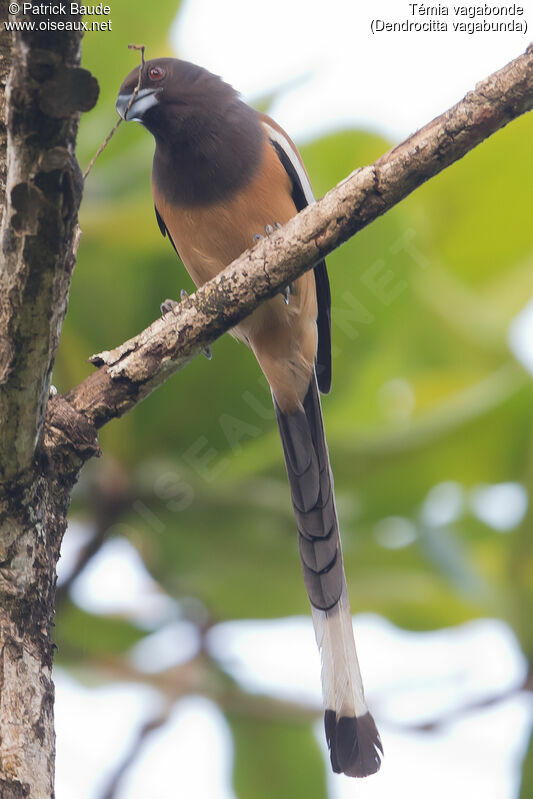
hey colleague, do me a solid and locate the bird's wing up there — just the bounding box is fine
[154,203,181,258]
[261,115,332,394]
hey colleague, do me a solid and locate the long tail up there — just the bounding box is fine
[274,374,382,777]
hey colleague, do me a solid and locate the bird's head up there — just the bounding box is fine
[116,57,263,204]
[116,57,236,138]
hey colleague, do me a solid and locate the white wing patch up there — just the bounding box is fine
[262,122,316,206]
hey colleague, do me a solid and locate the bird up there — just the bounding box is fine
[116,57,382,778]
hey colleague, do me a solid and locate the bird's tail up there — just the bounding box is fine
[274,374,382,777]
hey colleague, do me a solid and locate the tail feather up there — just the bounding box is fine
[274,374,382,778]
[313,589,383,777]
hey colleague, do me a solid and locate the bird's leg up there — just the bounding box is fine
[160,290,212,360]
[253,223,294,304]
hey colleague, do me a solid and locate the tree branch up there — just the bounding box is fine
[99,709,171,799]
[42,44,533,466]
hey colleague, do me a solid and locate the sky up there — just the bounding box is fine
[56,2,533,797]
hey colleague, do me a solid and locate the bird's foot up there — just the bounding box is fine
[282,284,295,305]
[253,222,282,243]
[160,291,212,360]
[253,224,293,303]
[160,298,179,316]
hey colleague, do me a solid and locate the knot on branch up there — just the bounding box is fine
[8,150,83,243]
[38,146,71,173]
[39,67,99,119]
[39,395,100,476]
[10,181,45,235]
[0,777,30,798]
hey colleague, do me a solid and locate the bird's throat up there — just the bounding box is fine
[151,106,264,208]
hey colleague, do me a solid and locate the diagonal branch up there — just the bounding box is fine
[42,45,533,468]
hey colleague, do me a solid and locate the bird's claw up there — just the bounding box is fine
[250,222,288,305]
[160,298,179,316]
[252,224,289,302]
[161,291,212,360]
[282,283,296,305]
[253,222,282,244]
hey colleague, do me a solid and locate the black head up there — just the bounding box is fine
[116,57,238,140]
[116,57,264,206]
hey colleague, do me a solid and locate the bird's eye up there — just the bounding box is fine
[148,66,165,81]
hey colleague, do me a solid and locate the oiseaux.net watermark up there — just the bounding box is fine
[6,3,112,32]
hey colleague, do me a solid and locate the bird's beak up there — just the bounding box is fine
[116,88,160,122]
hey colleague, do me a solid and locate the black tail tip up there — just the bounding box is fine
[324,710,383,778]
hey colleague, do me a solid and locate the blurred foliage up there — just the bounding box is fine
[229,715,327,799]
[57,603,145,661]
[52,7,533,796]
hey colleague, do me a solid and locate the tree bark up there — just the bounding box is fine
[0,10,97,797]
[0,6,10,231]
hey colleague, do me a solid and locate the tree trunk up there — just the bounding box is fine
[0,476,70,798]
[0,10,98,796]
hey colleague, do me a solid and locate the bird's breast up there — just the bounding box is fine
[152,136,297,285]
[152,133,319,410]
